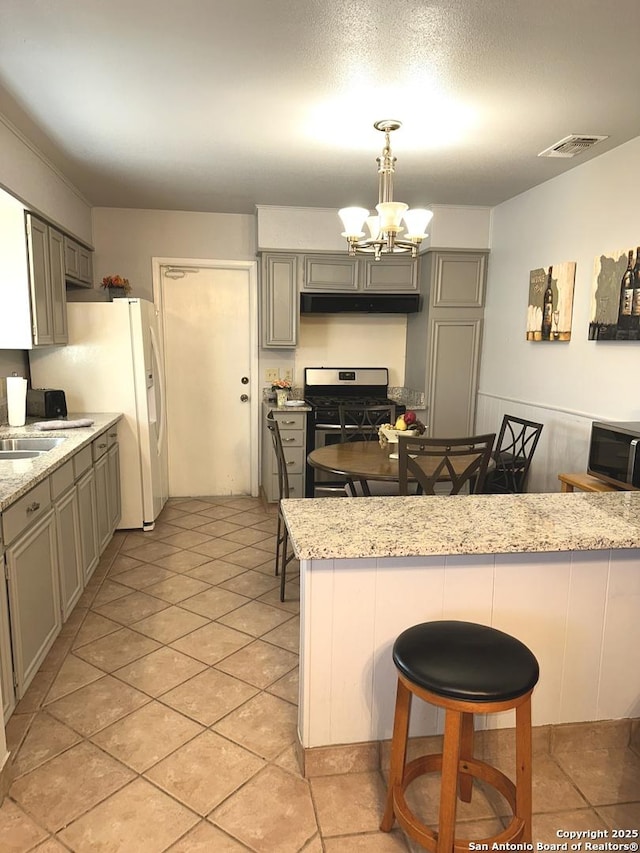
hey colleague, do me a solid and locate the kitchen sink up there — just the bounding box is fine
[0,450,43,459]
[0,437,66,452]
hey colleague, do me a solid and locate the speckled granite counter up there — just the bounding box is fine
[263,400,312,413]
[282,492,640,560]
[0,413,122,510]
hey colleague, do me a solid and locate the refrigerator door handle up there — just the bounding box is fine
[150,324,166,455]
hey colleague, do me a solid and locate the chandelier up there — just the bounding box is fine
[338,120,433,259]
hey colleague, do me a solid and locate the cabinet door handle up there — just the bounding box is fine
[108,432,117,438]
[282,420,296,425]
[286,460,295,466]
[282,437,296,442]
[26,501,40,514]
[98,442,107,449]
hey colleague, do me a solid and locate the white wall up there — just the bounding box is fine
[91,208,256,301]
[0,114,92,243]
[477,135,640,491]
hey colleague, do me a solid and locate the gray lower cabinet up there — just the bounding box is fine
[0,428,121,715]
[77,467,99,583]
[107,443,122,530]
[4,495,61,701]
[0,566,14,722]
[405,250,488,437]
[94,453,111,554]
[261,406,306,502]
[52,461,83,622]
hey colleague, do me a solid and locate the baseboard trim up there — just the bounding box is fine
[297,717,638,778]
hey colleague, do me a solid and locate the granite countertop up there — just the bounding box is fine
[0,413,122,511]
[263,400,312,413]
[281,492,640,560]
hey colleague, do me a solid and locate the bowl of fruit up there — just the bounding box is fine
[379,412,427,458]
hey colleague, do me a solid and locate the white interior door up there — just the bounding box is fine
[161,265,254,496]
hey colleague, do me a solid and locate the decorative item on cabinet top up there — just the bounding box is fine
[101,274,132,300]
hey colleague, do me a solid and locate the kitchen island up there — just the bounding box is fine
[281,492,640,755]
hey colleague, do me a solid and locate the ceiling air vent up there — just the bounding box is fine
[538,134,608,158]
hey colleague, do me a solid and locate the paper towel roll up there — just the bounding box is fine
[7,376,27,427]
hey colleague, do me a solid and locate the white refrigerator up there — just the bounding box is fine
[29,298,169,530]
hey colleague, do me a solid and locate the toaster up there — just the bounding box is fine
[26,388,67,419]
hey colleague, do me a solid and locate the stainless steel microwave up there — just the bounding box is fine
[587,421,640,489]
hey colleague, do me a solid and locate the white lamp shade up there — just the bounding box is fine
[376,201,408,232]
[366,216,381,239]
[402,208,433,239]
[338,207,369,238]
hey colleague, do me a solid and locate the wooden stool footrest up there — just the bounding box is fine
[391,753,525,852]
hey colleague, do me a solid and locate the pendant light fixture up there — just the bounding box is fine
[338,120,433,259]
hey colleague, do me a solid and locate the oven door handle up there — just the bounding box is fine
[314,423,344,431]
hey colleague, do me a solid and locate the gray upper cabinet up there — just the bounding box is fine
[261,253,298,348]
[64,236,93,286]
[26,214,68,346]
[260,249,421,349]
[361,256,418,291]
[301,255,359,291]
[405,249,488,439]
[430,252,486,308]
[300,253,418,292]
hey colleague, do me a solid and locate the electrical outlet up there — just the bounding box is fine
[265,368,279,383]
[283,368,293,384]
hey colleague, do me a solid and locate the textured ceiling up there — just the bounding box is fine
[1,0,639,214]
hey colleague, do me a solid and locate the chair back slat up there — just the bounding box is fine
[398,434,496,496]
[338,404,397,442]
[487,415,544,493]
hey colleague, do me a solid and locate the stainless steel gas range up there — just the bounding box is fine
[303,367,405,497]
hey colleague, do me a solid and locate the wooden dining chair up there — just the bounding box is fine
[338,403,397,496]
[266,411,295,601]
[482,415,544,494]
[397,433,496,496]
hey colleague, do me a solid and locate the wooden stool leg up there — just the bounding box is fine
[515,696,533,843]
[458,712,474,803]
[380,679,412,832]
[438,709,463,853]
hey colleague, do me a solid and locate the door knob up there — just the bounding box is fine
[240,394,249,402]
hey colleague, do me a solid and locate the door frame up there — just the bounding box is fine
[152,257,259,497]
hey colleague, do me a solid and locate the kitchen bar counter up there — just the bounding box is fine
[281,491,640,560]
[282,492,640,753]
[0,413,122,510]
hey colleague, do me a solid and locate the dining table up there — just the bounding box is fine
[307,438,494,494]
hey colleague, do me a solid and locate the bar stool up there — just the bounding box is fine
[381,620,539,853]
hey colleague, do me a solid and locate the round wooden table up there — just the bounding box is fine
[307,440,495,494]
[308,440,406,483]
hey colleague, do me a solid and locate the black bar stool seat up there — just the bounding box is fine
[381,620,540,853]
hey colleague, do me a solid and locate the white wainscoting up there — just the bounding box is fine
[475,392,603,493]
[299,549,640,749]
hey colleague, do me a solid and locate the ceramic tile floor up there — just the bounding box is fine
[0,495,639,852]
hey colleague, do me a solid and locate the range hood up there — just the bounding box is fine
[300,293,420,314]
